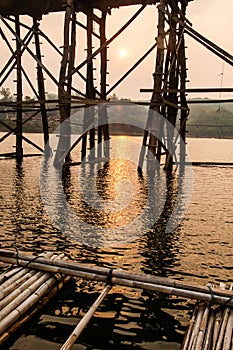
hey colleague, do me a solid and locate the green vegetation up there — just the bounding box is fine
[0,87,233,138]
[0,88,59,133]
[187,102,233,138]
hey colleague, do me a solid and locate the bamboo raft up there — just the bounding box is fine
[0,252,70,346]
[0,249,232,349]
[181,285,233,350]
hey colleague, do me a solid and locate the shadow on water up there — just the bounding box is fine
[9,279,189,350]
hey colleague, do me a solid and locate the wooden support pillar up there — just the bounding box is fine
[164,6,179,171]
[99,11,109,159]
[178,3,189,169]
[139,0,189,174]
[82,9,95,162]
[33,18,49,147]
[55,0,75,166]
[15,16,23,160]
[138,0,166,173]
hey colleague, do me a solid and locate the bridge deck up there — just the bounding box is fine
[0,0,193,16]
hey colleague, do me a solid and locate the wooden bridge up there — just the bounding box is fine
[0,0,232,170]
[0,2,233,347]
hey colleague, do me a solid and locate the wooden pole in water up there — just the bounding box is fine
[60,284,111,350]
[54,0,74,166]
[163,4,179,172]
[15,15,23,160]
[33,18,49,146]
[146,0,166,172]
[82,8,96,162]
[99,11,109,159]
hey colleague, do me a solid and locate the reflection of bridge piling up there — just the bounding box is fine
[0,0,233,168]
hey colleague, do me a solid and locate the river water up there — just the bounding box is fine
[0,134,233,350]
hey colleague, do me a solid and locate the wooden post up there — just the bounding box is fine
[33,18,49,147]
[82,9,96,162]
[178,3,188,170]
[142,0,166,173]
[99,11,109,159]
[15,16,23,160]
[54,0,74,166]
[164,7,178,171]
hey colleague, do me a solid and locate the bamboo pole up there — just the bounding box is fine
[202,310,214,350]
[0,272,52,322]
[0,251,228,297]
[223,309,233,350]
[215,307,231,350]
[181,304,199,350]
[0,267,21,285]
[60,284,111,350]
[0,273,62,335]
[0,254,63,320]
[212,308,223,349]
[0,271,45,310]
[0,268,30,296]
[195,306,209,350]
[0,252,55,301]
[0,269,40,299]
[0,253,67,343]
[188,304,205,350]
[0,251,233,306]
[0,275,70,346]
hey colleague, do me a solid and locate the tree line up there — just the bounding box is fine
[0,88,233,138]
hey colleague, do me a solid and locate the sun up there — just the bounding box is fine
[119,49,127,58]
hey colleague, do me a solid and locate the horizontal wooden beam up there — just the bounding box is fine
[140,88,233,93]
[187,99,233,104]
[0,0,193,16]
[188,124,233,128]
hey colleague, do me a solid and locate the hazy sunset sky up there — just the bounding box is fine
[0,0,232,101]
